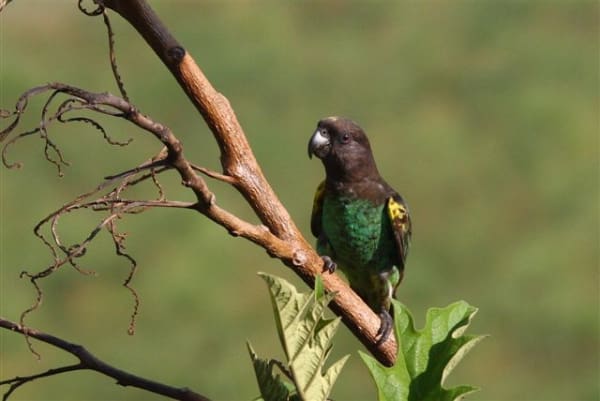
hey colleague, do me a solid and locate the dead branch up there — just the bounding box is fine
[0,317,211,401]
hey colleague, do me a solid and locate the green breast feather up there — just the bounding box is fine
[320,195,396,274]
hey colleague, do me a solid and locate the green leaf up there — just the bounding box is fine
[254,272,349,401]
[314,274,325,300]
[360,300,485,401]
[247,342,291,401]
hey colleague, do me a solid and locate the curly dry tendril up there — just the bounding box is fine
[78,0,130,101]
[78,0,104,16]
[1,87,132,174]
[0,84,195,357]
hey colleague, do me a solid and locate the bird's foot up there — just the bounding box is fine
[375,309,393,346]
[321,256,337,273]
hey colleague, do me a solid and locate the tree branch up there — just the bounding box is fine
[0,317,211,401]
[1,10,396,399]
[96,0,398,365]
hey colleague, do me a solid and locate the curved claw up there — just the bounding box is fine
[321,256,337,273]
[375,309,393,346]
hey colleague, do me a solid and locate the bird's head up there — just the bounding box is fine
[308,116,378,182]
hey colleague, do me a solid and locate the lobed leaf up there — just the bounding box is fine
[252,273,349,401]
[360,300,485,401]
[247,342,291,401]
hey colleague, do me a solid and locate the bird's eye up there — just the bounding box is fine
[341,133,351,143]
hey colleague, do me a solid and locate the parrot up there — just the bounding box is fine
[308,116,412,345]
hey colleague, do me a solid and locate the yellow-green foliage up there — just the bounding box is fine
[248,273,348,401]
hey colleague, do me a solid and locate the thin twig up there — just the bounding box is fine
[1,364,84,401]
[191,163,237,184]
[0,317,211,401]
[102,9,130,101]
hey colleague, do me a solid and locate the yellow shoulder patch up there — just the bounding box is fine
[387,196,412,269]
[387,197,408,224]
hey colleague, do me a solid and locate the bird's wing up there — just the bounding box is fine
[387,194,412,271]
[311,180,326,237]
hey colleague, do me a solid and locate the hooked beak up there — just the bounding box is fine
[308,128,330,159]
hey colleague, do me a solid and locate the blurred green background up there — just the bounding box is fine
[1,1,598,400]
